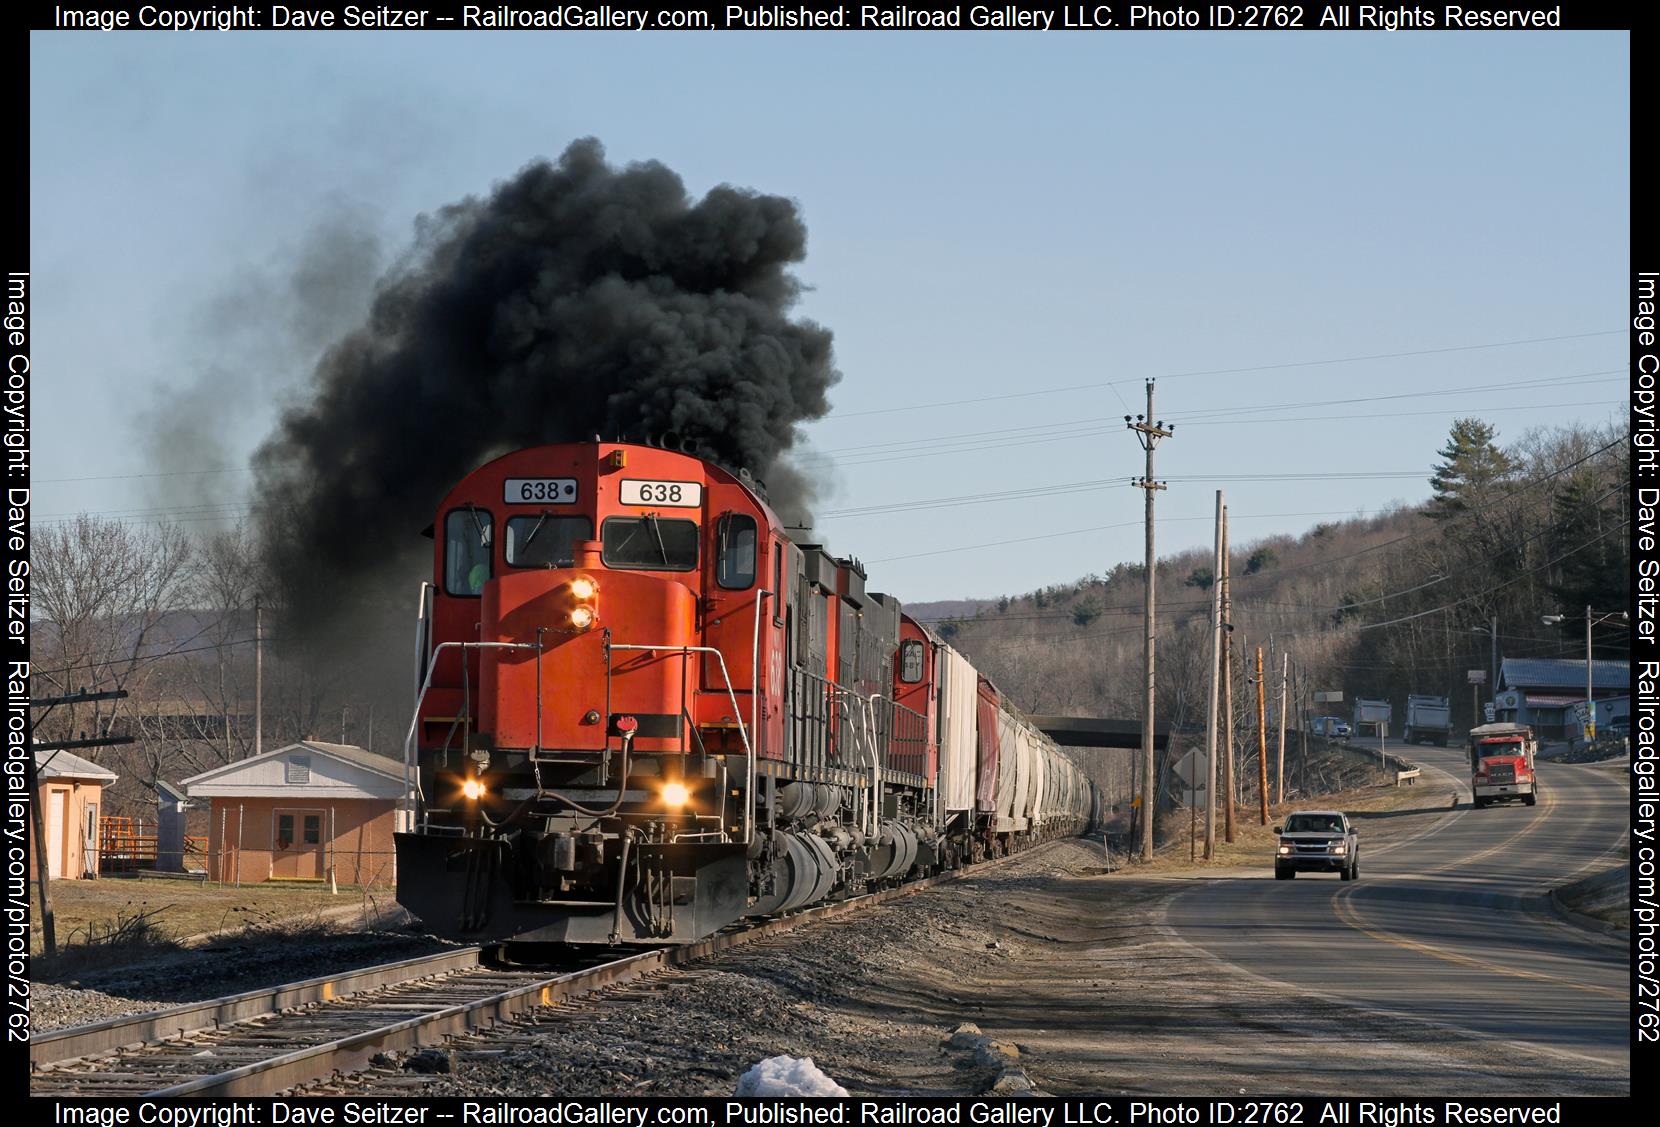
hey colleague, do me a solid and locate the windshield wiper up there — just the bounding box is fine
[645,513,669,564]
[522,510,550,550]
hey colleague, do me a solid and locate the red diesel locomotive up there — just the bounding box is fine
[397,439,1099,946]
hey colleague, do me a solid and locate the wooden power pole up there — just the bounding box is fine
[1203,490,1223,861]
[1127,380,1172,863]
[1276,651,1289,806]
[28,690,133,958]
[254,594,264,760]
[1256,645,1269,825]
[1221,505,1235,843]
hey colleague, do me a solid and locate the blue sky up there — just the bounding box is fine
[30,31,1630,601]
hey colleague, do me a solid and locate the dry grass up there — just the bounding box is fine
[28,878,378,957]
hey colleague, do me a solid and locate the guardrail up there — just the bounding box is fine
[1395,768,1421,786]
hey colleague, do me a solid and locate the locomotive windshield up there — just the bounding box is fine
[444,508,493,596]
[505,514,592,568]
[602,516,699,571]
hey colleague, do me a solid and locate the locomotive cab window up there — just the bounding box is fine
[505,515,592,568]
[601,516,699,571]
[899,639,925,684]
[716,514,758,589]
[444,508,494,597]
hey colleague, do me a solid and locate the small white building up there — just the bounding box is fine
[34,750,118,880]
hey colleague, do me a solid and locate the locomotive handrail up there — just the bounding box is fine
[864,693,888,837]
[606,642,755,845]
[751,590,772,845]
[403,640,543,826]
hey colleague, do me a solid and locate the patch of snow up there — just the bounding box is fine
[734,1055,848,1097]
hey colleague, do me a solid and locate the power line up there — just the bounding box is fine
[823,329,1622,419]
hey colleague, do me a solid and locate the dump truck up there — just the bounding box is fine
[1404,694,1452,747]
[1352,698,1392,738]
[1467,722,1538,808]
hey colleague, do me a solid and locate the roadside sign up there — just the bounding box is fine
[1484,703,1496,723]
[1314,690,1344,703]
[1467,669,1487,684]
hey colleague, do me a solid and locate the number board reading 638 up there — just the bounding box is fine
[504,478,578,504]
[620,479,701,507]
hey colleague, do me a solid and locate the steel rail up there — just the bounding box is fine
[32,842,1062,1098]
[30,946,486,1069]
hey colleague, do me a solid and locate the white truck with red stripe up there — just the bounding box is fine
[1468,722,1539,808]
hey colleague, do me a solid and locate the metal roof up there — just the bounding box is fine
[1499,657,1628,692]
[180,740,404,788]
[290,741,405,779]
[153,779,191,803]
[35,749,118,782]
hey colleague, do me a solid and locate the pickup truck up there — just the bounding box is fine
[1313,716,1351,739]
[1273,810,1359,881]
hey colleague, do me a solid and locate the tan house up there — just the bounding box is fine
[34,750,118,880]
[183,742,407,887]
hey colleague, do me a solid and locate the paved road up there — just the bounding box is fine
[1165,743,1628,1075]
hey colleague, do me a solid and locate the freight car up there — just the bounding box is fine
[396,439,1099,947]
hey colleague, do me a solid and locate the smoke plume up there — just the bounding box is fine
[254,138,839,646]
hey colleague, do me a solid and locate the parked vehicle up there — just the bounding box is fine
[1404,694,1452,747]
[1274,810,1360,880]
[1313,716,1351,739]
[1467,722,1538,808]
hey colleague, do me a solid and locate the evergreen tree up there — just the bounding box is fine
[1548,472,1628,649]
[1427,418,1515,519]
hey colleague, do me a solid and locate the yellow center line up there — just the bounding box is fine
[1419,771,1558,875]
[1331,779,1627,997]
[1329,889,1623,997]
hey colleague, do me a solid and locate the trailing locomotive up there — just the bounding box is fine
[396,440,1100,946]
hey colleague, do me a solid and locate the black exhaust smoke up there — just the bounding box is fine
[253,138,838,648]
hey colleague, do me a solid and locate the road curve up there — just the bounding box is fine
[1164,742,1628,1080]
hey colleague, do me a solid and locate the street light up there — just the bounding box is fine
[1542,606,1628,741]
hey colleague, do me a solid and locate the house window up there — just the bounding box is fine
[286,756,311,784]
[303,814,321,845]
[276,813,295,851]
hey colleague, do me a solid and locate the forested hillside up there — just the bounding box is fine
[921,419,1628,819]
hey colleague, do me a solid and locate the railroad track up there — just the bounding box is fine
[31,844,1061,1098]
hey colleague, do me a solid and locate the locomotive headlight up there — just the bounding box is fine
[662,782,690,808]
[461,778,486,801]
[569,605,596,630]
[570,576,597,601]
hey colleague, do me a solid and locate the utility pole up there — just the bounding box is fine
[1220,505,1235,843]
[1489,614,1498,714]
[1275,651,1289,806]
[1585,605,1594,740]
[28,691,133,957]
[1127,381,1172,863]
[254,595,264,760]
[1204,490,1223,861]
[1256,646,1269,825]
